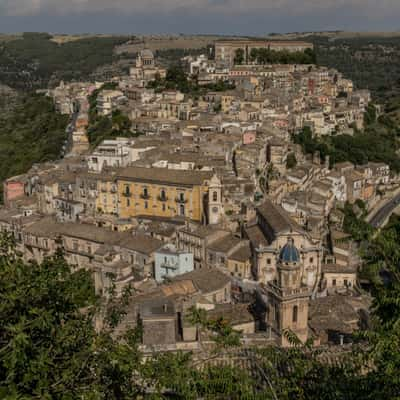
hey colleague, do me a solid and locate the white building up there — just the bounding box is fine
[96,90,125,116]
[154,244,194,282]
[87,139,134,172]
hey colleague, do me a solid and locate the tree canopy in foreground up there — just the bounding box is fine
[1,227,400,399]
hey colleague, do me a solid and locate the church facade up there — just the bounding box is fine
[245,198,323,293]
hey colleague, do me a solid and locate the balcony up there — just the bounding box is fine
[175,197,188,204]
[140,193,151,200]
[122,192,132,198]
[157,195,168,202]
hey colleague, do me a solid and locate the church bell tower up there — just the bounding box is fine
[208,175,223,225]
[265,237,310,347]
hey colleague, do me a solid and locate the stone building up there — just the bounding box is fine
[245,198,323,292]
[265,238,311,347]
[214,40,313,69]
[117,167,218,223]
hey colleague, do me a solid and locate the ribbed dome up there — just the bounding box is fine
[140,49,154,58]
[280,238,300,263]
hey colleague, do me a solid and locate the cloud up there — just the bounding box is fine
[2,0,400,18]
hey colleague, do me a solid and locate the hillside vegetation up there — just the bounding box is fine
[0,94,69,200]
[0,32,130,90]
[294,102,400,171]
[312,35,400,100]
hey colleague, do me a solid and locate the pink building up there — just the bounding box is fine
[243,130,256,145]
[3,179,25,206]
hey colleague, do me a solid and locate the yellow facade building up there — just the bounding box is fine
[117,167,215,222]
[95,172,118,215]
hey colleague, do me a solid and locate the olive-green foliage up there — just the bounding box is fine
[87,85,142,147]
[0,32,130,90]
[147,64,235,95]
[0,234,400,399]
[293,105,400,172]
[286,152,297,169]
[248,47,316,65]
[0,239,142,399]
[312,35,400,100]
[234,48,245,65]
[342,202,374,242]
[360,215,400,398]
[0,93,69,201]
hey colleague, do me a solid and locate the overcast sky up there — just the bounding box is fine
[0,0,400,35]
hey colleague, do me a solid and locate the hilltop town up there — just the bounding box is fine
[2,38,394,353]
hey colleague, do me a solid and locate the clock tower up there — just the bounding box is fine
[208,175,223,225]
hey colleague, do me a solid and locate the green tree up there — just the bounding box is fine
[286,152,297,169]
[234,48,245,65]
[0,246,142,399]
[0,93,69,202]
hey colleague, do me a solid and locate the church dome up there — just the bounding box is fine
[280,238,300,263]
[140,49,154,59]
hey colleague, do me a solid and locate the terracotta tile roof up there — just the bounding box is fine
[117,166,213,186]
[172,268,231,294]
[24,217,163,254]
[257,198,303,235]
[245,224,270,248]
[207,303,254,325]
[207,235,241,254]
[228,242,252,262]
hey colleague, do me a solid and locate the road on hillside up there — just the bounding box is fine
[370,192,400,228]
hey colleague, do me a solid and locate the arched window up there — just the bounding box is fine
[160,189,166,200]
[292,305,298,323]
[212,191,218,202]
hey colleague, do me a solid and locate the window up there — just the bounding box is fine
[235,264,238,273]
[309,257,314,263]
[160,189,166,200]
[145,201,148,209]
[292,305,298,323]
[212,191,218,202]
[267,258,271,265]
[180,204,185,216]
[180,192,185,202]
[127,199,130,207]
[332,279,336,286]
[143,187,148,197]
[162,204,166,212]
[344,279,348,287]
